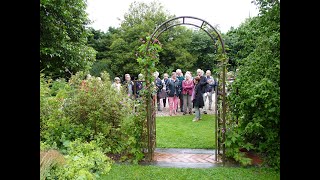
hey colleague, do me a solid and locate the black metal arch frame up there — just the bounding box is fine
[148,16,225,54]
[145,16,227,165]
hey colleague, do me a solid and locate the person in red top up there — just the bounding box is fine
[182,73,194,115]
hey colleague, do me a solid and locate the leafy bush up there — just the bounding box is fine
[47,139,113,180]
[40,74,87,146]
[40,74,61,121]
[117,99,147,163]
[223,1,280,169]
[40,71,148,163]
[63,71,124,131]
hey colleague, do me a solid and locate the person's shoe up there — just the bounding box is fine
[183,112,186,115]
[189,111,192,115]
[203,111,207,114]
[192,118,199,122]
[173,110,177,115]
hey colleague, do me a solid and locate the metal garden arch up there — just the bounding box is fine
[145,16,228,165]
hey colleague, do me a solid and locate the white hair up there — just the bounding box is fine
[153,71,159,77]
[185,73,191,79]
[197,69,204,76]
[176,69,182,73]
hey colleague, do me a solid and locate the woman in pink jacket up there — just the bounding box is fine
[182,73,194,115]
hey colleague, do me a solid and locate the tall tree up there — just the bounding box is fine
[187,30,218,73]
[87,27,119,77]
[40,0,96,79]
[106,0,174,79]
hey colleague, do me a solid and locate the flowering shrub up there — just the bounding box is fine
[40,71,148,166]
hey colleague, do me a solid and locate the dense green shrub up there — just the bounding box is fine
[224,1,280,169]
[40,71,148,163]
[40,74,86,147]
[47,139,113,180]
[117,99,147,163]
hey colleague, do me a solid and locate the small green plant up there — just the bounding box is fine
[52,139,113,180]
[224,124,253,166]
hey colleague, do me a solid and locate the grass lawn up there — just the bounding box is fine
[101,164,280,180]
[156,114,215,149]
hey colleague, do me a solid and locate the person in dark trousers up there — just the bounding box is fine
[162,73,169,108]
[196,69,208,114]
[192,76,204,122]
[154,71,164,111]
[176,69,184,112]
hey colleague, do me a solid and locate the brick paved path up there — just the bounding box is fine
[154,152,219,163]
[154,148,222,165]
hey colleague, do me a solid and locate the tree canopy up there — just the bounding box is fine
[40,0,96,79]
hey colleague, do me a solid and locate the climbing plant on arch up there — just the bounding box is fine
[137,16,229,165]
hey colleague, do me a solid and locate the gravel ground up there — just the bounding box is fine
[156,93,216,117]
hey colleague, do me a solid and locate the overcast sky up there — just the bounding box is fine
[86,0,259,33]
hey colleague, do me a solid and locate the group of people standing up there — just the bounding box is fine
[155,69,217,122]
[111,68,217,122]
[111,73,144,98]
